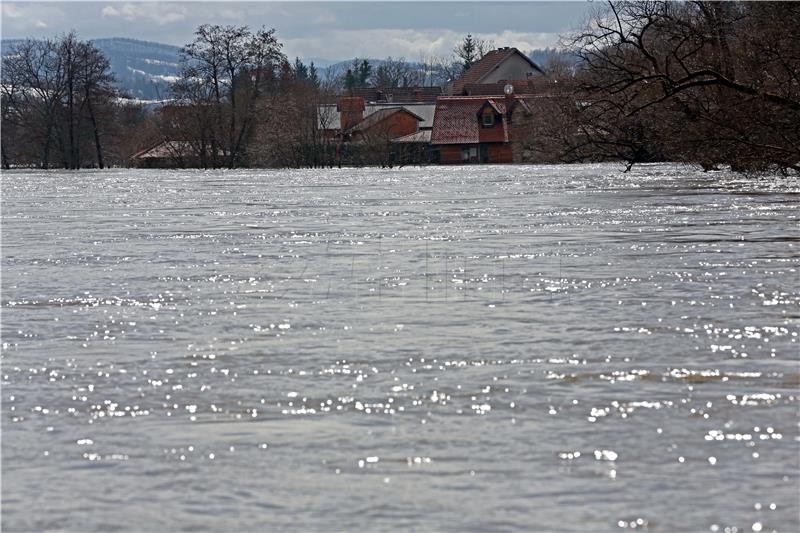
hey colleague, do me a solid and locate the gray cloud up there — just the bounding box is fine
[101,3,188,25]
[282,28,561,61]
[2,1,591,59]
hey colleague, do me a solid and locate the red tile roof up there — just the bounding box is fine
[451,48,543,95]
[431,96,512,145]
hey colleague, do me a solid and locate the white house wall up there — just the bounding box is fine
[482,54,542,83]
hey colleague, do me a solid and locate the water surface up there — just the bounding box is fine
[2,163,798,531]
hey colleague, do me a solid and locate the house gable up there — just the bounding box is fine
[479,51,544,85]
[347,108,422,141]
[451,48,544,95]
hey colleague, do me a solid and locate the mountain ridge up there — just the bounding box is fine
[2,36,574,100]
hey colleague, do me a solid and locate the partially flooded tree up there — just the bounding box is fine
[1,34,118,169]
[176,24,286,168]
[73,37,117,168]
[3,38,67,168]
[569,1,800,172]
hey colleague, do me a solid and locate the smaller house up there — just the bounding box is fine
[317,97,436,141]
[130,141,198,168]
[431,94,517,163]
[130,140,226,168]
[431,91,573,164]
[343,107,425,144]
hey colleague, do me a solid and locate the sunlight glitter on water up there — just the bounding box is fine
[1,164,798,531]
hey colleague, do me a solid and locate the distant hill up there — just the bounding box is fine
[2,37,579,100]
[90,38,182,100]
[1,37,182,100]
[2,37,348,100]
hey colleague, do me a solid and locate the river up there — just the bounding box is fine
[2,163,798,531]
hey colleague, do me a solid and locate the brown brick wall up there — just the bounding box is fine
[486,143,513,163]
[438,146,463,164]
[383,112,419,138]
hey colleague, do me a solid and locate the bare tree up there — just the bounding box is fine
[370,57,423,88]
[568,1,800,172]
[1,49,26,169]
[9,38,68,168]
[76,41,116,168]
[2,34,119,169]
[177,24,286,168]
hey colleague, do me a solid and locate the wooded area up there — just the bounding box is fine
[2,1,798,173]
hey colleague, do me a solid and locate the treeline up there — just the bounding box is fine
[2,2,798,173]
[1,27,345,169]
[0,30,501,170]
[335,34,497,90]
[1,32,146,169]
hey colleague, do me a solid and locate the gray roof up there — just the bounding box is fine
[318,102,436,130]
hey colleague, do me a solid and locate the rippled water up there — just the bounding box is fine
[2,163,798,532]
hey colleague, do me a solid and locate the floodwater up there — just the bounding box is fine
[1,163,798,532]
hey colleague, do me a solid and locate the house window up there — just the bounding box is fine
[482,109,494,127]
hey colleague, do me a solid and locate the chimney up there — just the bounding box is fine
[337,97,365,130]
[413,87,422,102]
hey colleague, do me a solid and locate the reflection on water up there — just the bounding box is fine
[2,163,798,531]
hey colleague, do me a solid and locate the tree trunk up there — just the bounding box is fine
[67,47,77,169]
[1,143,10,170]
[41,118,54,170]
[86,98,105,169]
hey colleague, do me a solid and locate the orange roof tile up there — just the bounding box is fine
[431,96,512,145]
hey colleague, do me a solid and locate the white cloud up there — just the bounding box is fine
[2,3,24,19]
[283,28,561,61]
[1,2,64,33]
[101,5,120,18]
[101,2,186,26]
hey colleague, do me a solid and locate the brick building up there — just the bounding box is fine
[431,94,517,164]
[431,91,571,164]
[317,97,435,143]
[431,47,571,164]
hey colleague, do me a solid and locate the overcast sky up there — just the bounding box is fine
[1,1,592,61]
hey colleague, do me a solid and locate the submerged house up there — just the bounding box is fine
[432,94,517,164]
[129,141,199,168]
[344,107,426,144]
[431,91,570,164]
[130,140,228,168]
[430,47,570,164]
[310,47,565,165]
[317,96,436,149]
